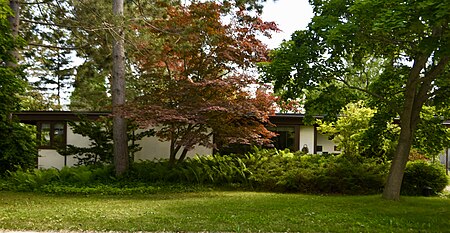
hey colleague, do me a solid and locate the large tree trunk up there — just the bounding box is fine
[382,119,415,200]
[382,67,421,200]
[112,0,128,176]
[382,55,449,200]
[7,0,20,67]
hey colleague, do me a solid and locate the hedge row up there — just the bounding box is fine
[1,149,447,195]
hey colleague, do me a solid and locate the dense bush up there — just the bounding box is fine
[247,150,389,194]
[401,160,448,196]
[127,149,389,194]
[129,154,250,185]
[0,122,38,175]
[1,149,392,195]
[0,166,116,192]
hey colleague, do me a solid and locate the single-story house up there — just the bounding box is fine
[13,111,341,169]
[13,111,450,173]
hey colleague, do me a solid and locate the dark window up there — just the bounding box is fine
[316,145,323,152]
[269,126,296,151]
[37,121,66,149]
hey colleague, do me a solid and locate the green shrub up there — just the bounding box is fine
[0,122,38,175]
[58,165,116,186]
[0,149,390,195]
[1,165,117,192]
[39,184,161,195]
[247,151,388,194]
[128,154,251,186]
[5,168,60,191]
[401,160,448,196]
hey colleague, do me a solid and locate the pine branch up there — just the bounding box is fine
[22,18,79,29]
[27,42,79,50]
[19,0,53,5]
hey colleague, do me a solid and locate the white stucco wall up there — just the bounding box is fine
[38,122,340,169]
[316,133,340,154]
[38,126,92,169]
[299,125,315,153]
[38,125,213,169]
[134,133,212,161]
[38,149,78,169]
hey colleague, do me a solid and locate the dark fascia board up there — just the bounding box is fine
[13,111,320,126]
[21,111,448,128]
[13,111,111,124]
[269,113,324,125]
[270,114,305,125]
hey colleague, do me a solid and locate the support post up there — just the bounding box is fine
[446,148,448,175]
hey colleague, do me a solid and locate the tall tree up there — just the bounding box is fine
[260,0,450,200]
[112,0,128,176]
[6,0,19,67]
[19,0,77,109]
[0,0,37,174]
[69,60,110,111]
[125,0,278,164]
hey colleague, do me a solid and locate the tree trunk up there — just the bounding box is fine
[112,0,128,176]
[383,54,450,200]
[382,55,445,200]
[178,147,189,163]
[382,122,414,200]
[7,0,20,67]
[169,142,181,166]
[169,138,176,166]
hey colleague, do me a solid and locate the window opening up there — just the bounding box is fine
[38,122,66,149]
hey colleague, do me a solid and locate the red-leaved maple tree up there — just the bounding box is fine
[125,0,279,164]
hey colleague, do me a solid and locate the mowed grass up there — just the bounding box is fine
[0,191,449,232]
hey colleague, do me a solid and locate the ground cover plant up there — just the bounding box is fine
[0,191,449,232]
[1,149,447,195]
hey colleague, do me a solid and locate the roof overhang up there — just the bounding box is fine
[13,111,111,124]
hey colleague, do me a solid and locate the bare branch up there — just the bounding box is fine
[420,56,450,84]
[413,56,450,110]
[336,77,403,114]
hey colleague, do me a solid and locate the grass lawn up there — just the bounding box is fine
[0,191,449,232]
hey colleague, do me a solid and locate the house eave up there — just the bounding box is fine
[13,111,111,124]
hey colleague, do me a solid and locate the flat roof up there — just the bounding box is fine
[13,111,111,124]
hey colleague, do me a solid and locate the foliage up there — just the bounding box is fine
[20,1,76,109]
[125,0,278,165]
[259,0,450,200]
[19,85,64,111]
[247,150,388,194]
[2,149,389,195]
[5,146,446,198]
[413,106,450,158]
[0,122,37,175]
[58,117,154,166]
[0,0,37,175]
[1,166,112,192]
[401,160,448,196]
[129,154,251,186]
[317,101,400,160]
[69,61,110,111]
[318,101,374,156]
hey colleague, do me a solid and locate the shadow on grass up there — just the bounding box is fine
[0,191,449,232]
